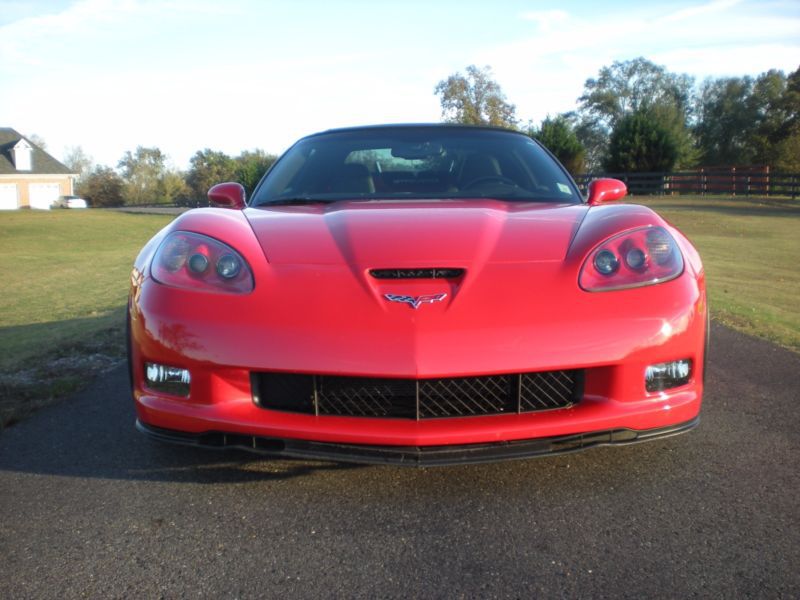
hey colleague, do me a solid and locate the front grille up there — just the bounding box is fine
[253,370,582,419]
[369,268,464,280]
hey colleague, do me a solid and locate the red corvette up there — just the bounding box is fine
[128,124,707,465]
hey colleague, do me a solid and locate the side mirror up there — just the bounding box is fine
[208,182,246,209]
[587,178,627,205]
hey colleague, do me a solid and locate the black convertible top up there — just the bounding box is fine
[311,123,523,138]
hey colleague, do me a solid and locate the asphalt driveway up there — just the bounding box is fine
[0,323,797,598]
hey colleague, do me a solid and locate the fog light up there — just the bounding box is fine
[145,362,190,396]
[645,359,691,392]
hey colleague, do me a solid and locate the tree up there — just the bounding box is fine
[572,116,607,173]
[649,102,699,169]
[751,69,796,167]
[781,65,800,133]
[77,166,125,207]
[434,65,517,128]
[186,149,237,203]
[529,115,586,175]
[773,66,800,171]
[579,57,693,131]
[693,76,757,165]
[577,57,694,169]
[62,146,93,184]
[118,146,169,205]
[773,130,800,171]
[693,66,799,168]
[604,109,679,173]
[235,149,277,196]
[27,133,47,150]
[161,170,192,205]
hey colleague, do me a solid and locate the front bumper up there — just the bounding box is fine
[130,255,707,455]
[137,416,699,466]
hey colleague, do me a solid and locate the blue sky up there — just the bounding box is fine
[1,0,798,169]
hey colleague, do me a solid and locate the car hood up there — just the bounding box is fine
[243,199,588,266]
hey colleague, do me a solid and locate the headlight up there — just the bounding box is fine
[579,226,684,292]
[151,231,254,294]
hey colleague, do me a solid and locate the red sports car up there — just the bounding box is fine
[128,124,707,465]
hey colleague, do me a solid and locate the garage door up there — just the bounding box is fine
[29,183,61,210]
[0,184,18,210]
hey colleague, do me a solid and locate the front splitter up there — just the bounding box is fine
[136,416,699,467]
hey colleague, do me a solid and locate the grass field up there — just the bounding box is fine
[635,196,800,353]
[0,210,173,425]
[0,197,798,427]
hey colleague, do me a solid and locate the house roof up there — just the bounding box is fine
[0,128,73,175]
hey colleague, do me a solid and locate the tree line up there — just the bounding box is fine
[63,146,277,208]
[64,56,798,206]
[435,58,799,175]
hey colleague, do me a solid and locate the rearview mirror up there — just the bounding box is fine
[208,182,246,209]
[587,178,627,205]
[391,142,444,160]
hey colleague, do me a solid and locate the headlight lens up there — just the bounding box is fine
[579,226,684,292]
[593,249,620,275]
[216,254,242,279]
[151,231,254,294]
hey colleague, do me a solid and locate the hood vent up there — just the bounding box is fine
[370,268,464,280]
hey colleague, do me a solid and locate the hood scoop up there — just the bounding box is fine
[369,268,465,280]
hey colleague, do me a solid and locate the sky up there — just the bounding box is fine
[1,0,798,170]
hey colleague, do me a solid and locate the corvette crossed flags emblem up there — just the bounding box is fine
[384,293,447,309]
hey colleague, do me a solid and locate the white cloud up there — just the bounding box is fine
[0,0,244,71]
[519,9,570,31]
[1,0,797,169]
[1,0,446,167]
[660,0,743,23]
[475,1,800,125]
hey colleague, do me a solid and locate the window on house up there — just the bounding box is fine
[13,142,32,171]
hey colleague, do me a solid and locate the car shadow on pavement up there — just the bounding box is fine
[0,422,369,484]
[127,446,368,483]
[0,363,372,483]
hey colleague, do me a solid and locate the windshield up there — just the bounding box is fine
[251,127,581,206]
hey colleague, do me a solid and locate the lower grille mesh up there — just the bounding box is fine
[253,370,582,419]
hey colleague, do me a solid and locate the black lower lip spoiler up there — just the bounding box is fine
[135,417,699,467]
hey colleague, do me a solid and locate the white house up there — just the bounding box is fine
[0,128,76,209]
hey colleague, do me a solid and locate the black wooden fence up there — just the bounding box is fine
[574,170,799,199]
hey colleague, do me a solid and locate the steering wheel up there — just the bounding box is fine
[462,175,518,189]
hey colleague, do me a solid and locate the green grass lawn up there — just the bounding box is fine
[0,197,798,427]
[636,196,800,354]
[0,210,173,425]
[0,209,173,367]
